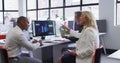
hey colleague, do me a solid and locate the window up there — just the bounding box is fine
[4,12,19,25]
[117,3,120,25]
[27,0,36,9]
[117,0,120,25]
[4,12,19,18]
[50,8,63,35]
[26,0,99,35]
[0,12,3,23]
[65,7,80,21]
[83,0,99,4]
[82,5,99,20]
[27,0,99,21]
[27,11,37,24]
[4,0,18,10]
[0,0,2,10]
[3,0,19,24]
[0,0,2,23]
[65,0,80,6]
[38,10,49,20]
[38,0,49,8]
[0,0,19,24]
[51,0,63,7]
[50,8,63,20]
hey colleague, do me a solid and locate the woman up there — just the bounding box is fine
[58,11,100,63]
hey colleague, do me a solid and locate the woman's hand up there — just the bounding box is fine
[67,49,77,56]
[61,25,70,33]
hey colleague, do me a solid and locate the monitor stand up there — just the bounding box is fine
[41,36,46,40]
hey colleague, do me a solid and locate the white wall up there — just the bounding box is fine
[99,0,120,49]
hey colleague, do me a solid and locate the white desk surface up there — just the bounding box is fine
[108,49,120,59]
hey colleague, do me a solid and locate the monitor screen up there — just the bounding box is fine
[74,22,83,32]
[32,20,56,37]
[68,20,83,32]
[96,20,107,33]
[68,21,74,30]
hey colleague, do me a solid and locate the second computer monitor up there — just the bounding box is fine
[68,21,83,32]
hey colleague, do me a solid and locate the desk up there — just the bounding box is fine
[32,37,72,63]
[108,49,120,59]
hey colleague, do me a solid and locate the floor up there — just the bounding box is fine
[101,54,120,63]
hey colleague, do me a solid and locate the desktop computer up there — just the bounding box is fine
[32,20,56,40]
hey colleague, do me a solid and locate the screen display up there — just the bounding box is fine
[32,20,55,37]
[68,21,74,30]
[74,22,83,32]
[68,20,83,32]
[96,20,107,33]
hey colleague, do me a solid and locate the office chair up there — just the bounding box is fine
[93,45,103,63]
[0,46,9,63]
[0,35,6,39]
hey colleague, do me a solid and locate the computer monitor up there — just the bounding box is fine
[74,22,83,32]
[32,20,56,40]
[96,19,107,33]
[68,20,83,32]
[68,21,74,30]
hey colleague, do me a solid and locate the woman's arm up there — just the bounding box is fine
[61,25,81,38]
[69,30,81,38]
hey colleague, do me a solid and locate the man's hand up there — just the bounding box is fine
[32,39,43,46]
[38,40,43,46]
[32,39,38,43]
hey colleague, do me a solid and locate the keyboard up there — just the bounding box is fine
[42,40,53,43]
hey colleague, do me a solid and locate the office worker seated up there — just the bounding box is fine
[4,16,43,63]
[58,11,100,63]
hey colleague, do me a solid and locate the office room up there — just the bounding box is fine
[0,0,120,63]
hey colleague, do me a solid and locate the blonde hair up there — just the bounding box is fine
[82,11,98,30]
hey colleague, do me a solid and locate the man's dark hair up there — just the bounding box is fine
[17,16,26,25]
[75,11,82,18]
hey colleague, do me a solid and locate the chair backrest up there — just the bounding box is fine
[0,35,6,39]
[0,46,9,63]
[93,45,103,63]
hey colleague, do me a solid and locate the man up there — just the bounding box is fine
[4,16,42,63]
